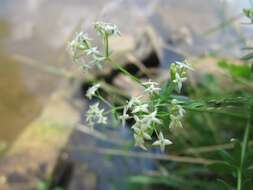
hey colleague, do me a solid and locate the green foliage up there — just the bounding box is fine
[243,8,253,23]
[66,13,253,189]
[216,179,232,190]
[36,180,63,190]
[127,174,220,190]
[218,59,252,79]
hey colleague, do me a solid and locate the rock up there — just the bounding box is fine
[113,74,143,97]
[0,83,81,190]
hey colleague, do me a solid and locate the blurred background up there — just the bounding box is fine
[0,0,252,190]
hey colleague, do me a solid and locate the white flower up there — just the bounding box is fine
[171,99,186,117]
[68,32,91,57]
[132,116,148,132]
[94,21,120,36]
[142,80,161,94]
[177,106,185,117]
[152,132,172,152]
[169,114,183,128]
[119,106,130,127]
[85,47,99,55]
[143,110,162,126]
[173,73,187,93]
[132,126,152,141]
[86,83,100,99]
[175,61,193,71]
[133,115,147,127]
[171,99,180,105]
[76,32,91,42]
[137,130,152,140]
[142,80,159,86]
[126,96,142,109]
[132,104,149,113]
[86,103,107,127]
[134,134,147,151]
[89,55,106,70]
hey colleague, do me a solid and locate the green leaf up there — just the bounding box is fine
[241,47,253,51]
[218,59,252,79]
[245,149,253,168]
[127,175,218,190]
[242,178,253,190]
[231,139,242,167]
[36,181,48,190]
[208,162,236,174]
[245,167,253,177]
[127,175,183,189]
[217,179,232,190]
[242,52,253,61]
[218,150,234,164]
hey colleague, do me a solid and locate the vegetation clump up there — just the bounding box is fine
[68,15,253,189]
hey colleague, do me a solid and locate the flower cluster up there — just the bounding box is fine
[86,103,107,128]
[94,21,120,37]
[123,93,162,150]
[86,83,101,99]
[243,8,253,23]
[68,22,194,152]
[67,22,120,70]
[85,84,108,128]
[118,61,192,151]
[170,61,193,93]
[68,32,91,58]
[83,60,192,152]
[142,80,161,94]
[169,99,186,129]
[117,74,190,151]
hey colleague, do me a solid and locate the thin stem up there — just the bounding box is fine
[111,61,142,84]
[185,107,248,119]
[185,141,253,154]
[71,146,219,165]
[237,102,252,190]
[154,128,159,138]
[241,121,250,169]
[104,34,109,58]
[237,168,242,190]
[95,93,112,108]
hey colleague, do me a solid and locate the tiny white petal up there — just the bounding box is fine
[175,61,193,70]
[152,132,172,152]
[86,83,100,99]
[127,96,142,109]
[132,104,149,113]
[142,80,161,94]
[164,139,173,145]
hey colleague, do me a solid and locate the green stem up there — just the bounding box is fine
[237,168,242,190]
[95,93,112,108]
[104,34,109,58]
[112,62,142,84]
[102,35,141,84]
[185,107,248,119]
[237,102,252,190]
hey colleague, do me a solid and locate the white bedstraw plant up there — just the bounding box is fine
[68,21,193,152]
